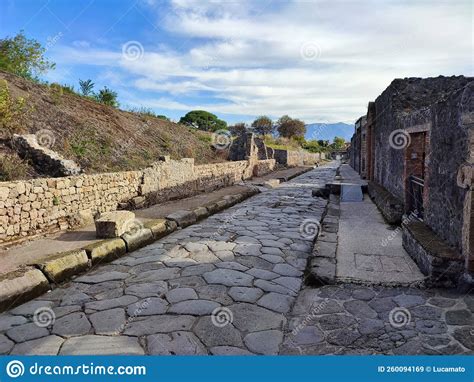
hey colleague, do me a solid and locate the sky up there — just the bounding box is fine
[1,0,472,125]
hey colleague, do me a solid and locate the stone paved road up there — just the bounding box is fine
[1,162,472,355]
[0,163,337,355]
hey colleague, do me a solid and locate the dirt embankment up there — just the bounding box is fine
[0,70,225,179]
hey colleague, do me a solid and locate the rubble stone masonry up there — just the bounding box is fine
[0,157,276,244]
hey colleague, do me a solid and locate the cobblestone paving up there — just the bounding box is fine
[1,162,472,355]
[282,285,474,355]
[0,164,337,355]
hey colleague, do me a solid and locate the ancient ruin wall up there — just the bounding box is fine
[0,157,275,243]
[424,84,473,252]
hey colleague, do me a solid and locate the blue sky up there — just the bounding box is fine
[1,0,472,125]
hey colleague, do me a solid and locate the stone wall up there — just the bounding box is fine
[273,149,321,167]
[0,157,275,244]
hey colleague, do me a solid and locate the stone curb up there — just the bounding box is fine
[0,188,260,313]
[305,193,340,286]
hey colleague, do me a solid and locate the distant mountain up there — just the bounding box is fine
[305,122,354,142]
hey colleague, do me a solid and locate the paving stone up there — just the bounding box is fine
[60,291,92,306]
[52,312,91,337]
[326,328,361,346]
[6,322,49,342]
[60,335,144,355]
[344,300,377,319]
[393,294,426,308]
[0,333,14,354]
[168,276,206,289]
[358,318,385,335]
[290,326,325,345]
[166,288,198,303]
[254,279,297,296]
[234,244,262,256]
[210,346,253,355]
[230,303,286,332]
[207,242,236,252]
[125,282,168,298]
[216,262,248,271]
[89,308,126,335]
[228,287,264,303]
[213,250,235,261]
[244,330,283,354]
[184,242,208,252]
[168,300,220,315]
[261,247,284,257]
[272,277,302,292]
[195,285,233,305]
[415,320,448,335]
[246,268,279,280]
[352,288,376,301]
[127,297,169,316]
[10,335,64,355]
[75,271,129,284]
[203,269,254,287]
[368,297,397,313]
[10,300,55,316]
[85,295,138,311]
[129,268,180,283]
[318,314,357,331]
[147,331,207,355]
[445,310,473,325]
[427,297,457,308]
[411,305,443,320]
[193,316,243,347]
[0,314,28,331]
[181,264,215,276]
[257,293,294,313]
[124,315,196,336]
[453,327,474,350]
[261,254,284,264]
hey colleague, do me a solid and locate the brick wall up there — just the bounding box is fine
[0,157,276,244]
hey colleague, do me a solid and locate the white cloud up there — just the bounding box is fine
[51,0,472,123]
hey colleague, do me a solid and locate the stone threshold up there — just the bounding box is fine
[0,189,257,313]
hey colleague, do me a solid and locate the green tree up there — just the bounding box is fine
[96,86,118,107]
[251,115,273,136]
[276,115,306,139]
[0,31,55,79]
[79,79,94,96]
[179,110,227,132]
[229,122,247,136]
[303,139,322,153]
[332,136,346,150]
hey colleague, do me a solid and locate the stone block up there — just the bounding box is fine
[95,211,136,238]
[35,250,89,283]
[132,196,146,209]
[83,238,127,265]
[121,228,154,252]
[193,207,209,220]
[263,179,280,188]
[143,219,177,239]
[0,267,50,312]
[166,210,197,228]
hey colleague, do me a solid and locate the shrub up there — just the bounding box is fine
[0,79,29,137]
[78,79,94,96]
[0,31,55,79]
[251,116,273,136]
[0,154,29,181]
[96,86,118,107]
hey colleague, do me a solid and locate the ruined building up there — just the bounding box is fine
[350,76,473,287]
